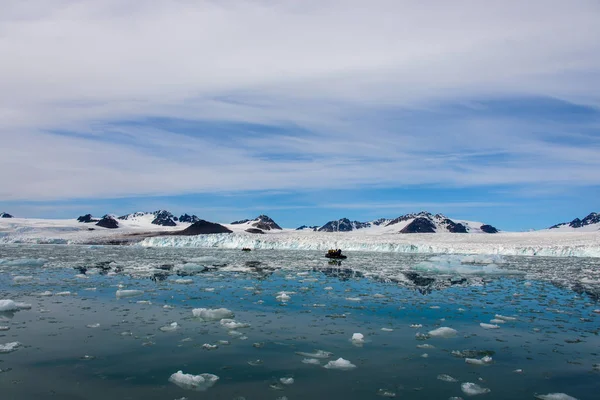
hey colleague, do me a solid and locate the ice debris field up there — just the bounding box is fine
[0,244,599,399]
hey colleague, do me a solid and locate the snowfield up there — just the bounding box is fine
[1,217,599,257]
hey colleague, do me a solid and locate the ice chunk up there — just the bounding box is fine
[324,286,333,290]
[0,342,21,353]
[480,323,500,329]
[301,358,321,365]
[175,279,193,284]
[37,291,53,296]
[219,319,250,329]
[276,292,291,302]
[417,344,435,349]
[428,327,457,338]
[346,297,361,301]
[0,326,9,331]
[296,350,333,359]
[465,356,493,365]
[86,323,100,328]
[460,382,491,396]
[202,344,218,350]
[410,324,423,328]
[494,314,517,321]
[437,374,458,382]
[323,357,357,370]
[160,322,179,332]
[192,308,234,321]
[489,319,505,324]
[169,370,219,391]
[280,377,294,385]
[461,382,490,396]
[116,289,143,298]
[0,300,31,312]
[534,394,578,400]
[376,389,397,397]
[56,291,72,296]
[13,276,33,283]
[351,333,365,344]
[381,328,394,332]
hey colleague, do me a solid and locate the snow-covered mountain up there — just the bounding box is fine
[549,212,600,231]
[314,212,497,234]
[230,215,282,232]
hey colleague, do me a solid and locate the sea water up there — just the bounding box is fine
[0,244,599,399]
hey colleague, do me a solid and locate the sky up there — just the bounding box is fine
[1,0,599,231]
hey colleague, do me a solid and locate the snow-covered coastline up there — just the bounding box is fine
[1,216,599,258]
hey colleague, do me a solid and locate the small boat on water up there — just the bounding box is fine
[242,248,252,252]
[325,249,347,259]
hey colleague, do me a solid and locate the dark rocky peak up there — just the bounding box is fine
[480,224,498,233]
[231,219,250,225]
[441,218,468,233]
[95,215,119,229]
[118,211,148,220]
[296,225,319,231]
[550,212,600,229]
[318,218,370,232]
[399,217,436,233]
[175,220,232,235]
[370,218,390,226]
[386,211,434,227]
[0,212,14,218]
[77,214,99,223]
[151,210,177,227]
[252,215,282,230]
[179,214,200,223]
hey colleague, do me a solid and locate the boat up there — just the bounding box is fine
[241,248,252,252]
[325,249,347,259]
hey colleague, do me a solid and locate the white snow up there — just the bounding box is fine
[2,216,599,258]
[168,370,219,391]
[428,327,458,338]
[323,357,357,370]
[192,308,234,321]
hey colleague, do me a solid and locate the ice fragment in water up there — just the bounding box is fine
[160,322,179,332]
[192,308,234,321]
[219,319,250,329]
[56,291,72,296]
[115,290,143,298]
[86,323,100,328]
[465,356,493,365]
[480,323,500,329]
[0,342,21,353]
[13,276,33,283]
[296,350,332,359]
[437,374,458,382]
[0,300,31,312]
[202,344,218,350]
[489,319,505,324]
[169,371,219,391]
[377,389,397,397]
[428,327,457,338]
[534,394,578,400]
[494,314,516,321]
[175,279,193,284]
[417,344,435,349]
[302,358,321,365]
[461,382,491,396]
[323,358,357,370]
[0,326,9,331]
[279,377,294,385]
[276,292,291,301]
[351,333,365,344]
[381,328,394,332]
[410,324,423,328]
[37,291,53,296]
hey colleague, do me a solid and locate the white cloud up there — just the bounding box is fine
[1,0,599,201]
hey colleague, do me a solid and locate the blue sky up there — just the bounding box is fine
[1,1,599,231]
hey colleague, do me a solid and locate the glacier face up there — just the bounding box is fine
[138,232,600,258]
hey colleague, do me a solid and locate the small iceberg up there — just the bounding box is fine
[169,370,219,391]
[116,290,144,298]
[280,377,294,385]
[465,355,493,365]
[428,327,457,338]
[480,323,500,329]
[461,382,491,396]
[296,350,333,359]
[302,358,321,365]
[0,300,32,312]
[0,342,21,353]
[219,319,250,329]
[160,322,179,332]
[535,394,578,400]
[437,374,458,382]
[351,333,365,345]
[192,308,234,321]
[323,357,356,370]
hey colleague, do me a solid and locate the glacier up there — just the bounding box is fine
[138,232,600,258]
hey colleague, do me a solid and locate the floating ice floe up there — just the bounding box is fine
[276,292,291,302]
[465,356,493,365]
[160,322,179,332]
[494,314,517,321]
[0,342,21,353]
[296,350,333,359]
[169,371,219,391]
[410,324,423,328]
[202,344,218,350]
[417,344,435,349]
[351,333,365,345]
[192,307,233,321]
[324,357,356,370]
[324,286,333,290]
[480,323,500,329]
[461,382,491,396]
[280,377,294,385]
[437,374,458,382]
[86,323,100,328]
[75,274,88,279]
[219,319,250,329]
[37,291,53,296]
[116,289,144,298]
[0,326,9,331]
[489,319,505,324]
[302,358,321,365]
[346,297,361,301]
[56,291,72,296]
[428,327,457,338]
[175,279,193,284]
[534,394,578,400]
[381,328,394,332]
[12,275,33,283]
[376,389,397,397]
[0,300,32,312]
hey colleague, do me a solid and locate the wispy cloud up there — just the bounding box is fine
[1,0,599,203]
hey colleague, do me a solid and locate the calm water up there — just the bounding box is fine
[1,244,599,399]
